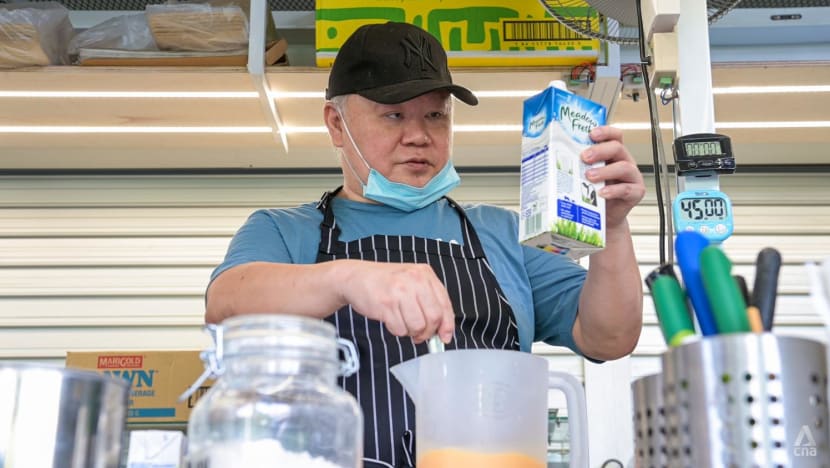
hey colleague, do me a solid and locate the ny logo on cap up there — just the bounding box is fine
[401,33,437,72]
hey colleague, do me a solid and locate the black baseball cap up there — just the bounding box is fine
[325,22,478,106]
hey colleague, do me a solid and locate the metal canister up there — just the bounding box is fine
[661,333,829,467]
[632,373,668,468]
[0,363,129,468]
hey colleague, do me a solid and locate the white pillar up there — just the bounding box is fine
[675,1,720,193]
[676,0,716,135]
[584,356,634,467]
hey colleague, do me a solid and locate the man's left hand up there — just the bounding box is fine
[582,125,646,230]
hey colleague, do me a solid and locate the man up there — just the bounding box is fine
[207,21,644,468]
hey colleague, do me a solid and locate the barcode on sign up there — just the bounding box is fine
[525,213,543,235]
[503,20,592,42]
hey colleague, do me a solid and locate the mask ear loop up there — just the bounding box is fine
[337,146,367,189]
[335,107,373,187]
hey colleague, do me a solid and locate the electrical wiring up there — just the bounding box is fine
[660,86,678,106]
[620,64,644,102]
[570,62,596,85]
[620,63,641,78]
[635,0,672,266]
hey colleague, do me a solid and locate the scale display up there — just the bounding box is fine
[673,189,734,243]
[673,133,735,176]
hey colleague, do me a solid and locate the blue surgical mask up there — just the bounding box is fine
[337,110,460,212]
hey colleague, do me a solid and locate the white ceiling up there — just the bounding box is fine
[1,62,828,171]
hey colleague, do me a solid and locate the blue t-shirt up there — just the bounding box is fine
[211,197,588,355]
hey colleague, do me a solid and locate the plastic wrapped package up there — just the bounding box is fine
[70,0,287,66]
[0,1,73,68]
[146,2,249,52]
[68,13,158,60]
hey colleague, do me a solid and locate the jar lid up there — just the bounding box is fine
[221,314,338,363]
[178,315,359,402]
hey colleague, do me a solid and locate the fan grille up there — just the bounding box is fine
[540,0,747,45]
[738,0,830,6]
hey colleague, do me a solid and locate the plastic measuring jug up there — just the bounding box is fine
[390,349,588,468]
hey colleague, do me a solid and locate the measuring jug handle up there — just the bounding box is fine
[548,371,589,468]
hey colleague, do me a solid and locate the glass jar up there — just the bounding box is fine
[185,314,362,468]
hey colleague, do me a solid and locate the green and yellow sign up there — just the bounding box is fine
[316,0,600,67]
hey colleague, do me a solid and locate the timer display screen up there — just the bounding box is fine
[678,197,727,221]
[684,140,723,157]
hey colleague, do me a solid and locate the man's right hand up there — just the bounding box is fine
[336,260,455,344]
[206,260,456,344]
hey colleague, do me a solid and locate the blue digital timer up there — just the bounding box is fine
[673,189,734,243]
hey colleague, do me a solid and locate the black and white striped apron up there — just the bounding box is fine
[315,187,520,468]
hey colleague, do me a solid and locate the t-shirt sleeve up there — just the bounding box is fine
[523,245,597,359]
[209,209,293,284]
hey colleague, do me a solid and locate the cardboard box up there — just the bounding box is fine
[518,82,607,259]
[65,350,213,426]
[315,0,600,67]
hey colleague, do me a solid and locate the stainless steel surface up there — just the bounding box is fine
[660,333,829,468]
[0,363,129,468]
[632,373,667,468]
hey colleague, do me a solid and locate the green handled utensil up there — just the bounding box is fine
[700,246,751,334]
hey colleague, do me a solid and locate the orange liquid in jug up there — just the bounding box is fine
[418,448,545,468]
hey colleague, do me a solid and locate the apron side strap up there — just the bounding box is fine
[399,429,416,468]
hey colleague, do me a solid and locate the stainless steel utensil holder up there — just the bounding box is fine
[633,333,829,468]
[633,372,668,468]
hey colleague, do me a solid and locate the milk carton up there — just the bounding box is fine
[519,82,607,258]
